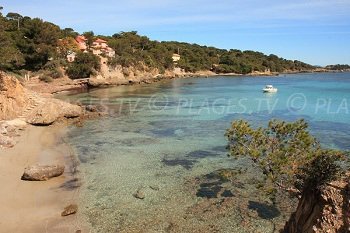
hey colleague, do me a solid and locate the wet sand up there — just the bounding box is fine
[0,124,86,233]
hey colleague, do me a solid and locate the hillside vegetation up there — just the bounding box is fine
[0,7,317,78]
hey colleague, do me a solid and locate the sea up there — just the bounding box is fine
[59,72,350,232]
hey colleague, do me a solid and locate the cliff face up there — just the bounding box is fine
[88,57,160,87]
[283,178,350,233]
[0,72,31,120]
[0,71,83,124]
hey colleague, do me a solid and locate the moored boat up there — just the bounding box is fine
[262,85,278,93]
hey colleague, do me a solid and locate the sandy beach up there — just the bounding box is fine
[0,124,86,233]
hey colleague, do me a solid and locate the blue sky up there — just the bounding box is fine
[2,0,350,65]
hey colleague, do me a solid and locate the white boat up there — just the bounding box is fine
[262,85,278,93]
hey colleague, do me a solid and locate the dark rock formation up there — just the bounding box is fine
[21,165,65,181]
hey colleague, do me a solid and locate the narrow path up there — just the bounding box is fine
[18,91,45,121]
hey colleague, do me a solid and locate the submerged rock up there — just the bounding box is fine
[248,201,280,220]
[85,105,98,112]
[61,204,78,216]
[133,189,145,199]
[85,104,107,113]
[21,165,65,181]
[149,185,160,191]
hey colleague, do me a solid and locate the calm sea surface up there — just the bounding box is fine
[61,73,350,232]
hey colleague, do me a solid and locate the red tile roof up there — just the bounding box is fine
[76,35,87,43]
[94,38,107,43]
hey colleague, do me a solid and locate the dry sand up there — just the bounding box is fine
[0,124,87,233]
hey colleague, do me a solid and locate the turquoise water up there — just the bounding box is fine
[62,73,350,232]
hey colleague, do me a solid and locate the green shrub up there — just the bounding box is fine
[226,119,347,196]
[49,68,64,79]
[107,57,118,69]
[39,74,53,83]
[66,52,100,79]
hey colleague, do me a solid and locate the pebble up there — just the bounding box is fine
[133,189,145,199]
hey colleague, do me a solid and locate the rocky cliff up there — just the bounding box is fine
[0,72,32,120]
[0,72,83,125]
[283,176,350,233]
[88,58,161,87]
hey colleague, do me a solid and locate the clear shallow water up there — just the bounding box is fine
[62,73,350,232]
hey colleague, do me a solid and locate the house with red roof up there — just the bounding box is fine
[92,38,108,49]
[91,38,115,58]
[75,35,88,51]
[65,36,115,62]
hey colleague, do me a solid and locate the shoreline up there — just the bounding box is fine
[0,124,87,233]
[46,69,350,95]
[1,70,349,232]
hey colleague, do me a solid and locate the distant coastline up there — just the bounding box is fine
[1,10,348,92]
[20,68,350,95]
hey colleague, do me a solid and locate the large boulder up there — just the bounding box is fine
[56,100,82,118]
[26,102,60,125]
[21,165,65,181]
[26,99,83,125]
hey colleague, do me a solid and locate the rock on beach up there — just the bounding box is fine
[21,165,65,181]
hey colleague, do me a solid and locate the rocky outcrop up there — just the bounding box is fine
[283,177,350,233]
[26,99,83,125]
[0,72,31,120]
[88,76,129,87]
[89,60,161,87]
[21,165,65,181]
[0,71,84,126]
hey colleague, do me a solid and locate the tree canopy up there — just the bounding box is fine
[325,64,350,71]
[0,7,317,76]
[66,52,101,79]
[226,119,347,196]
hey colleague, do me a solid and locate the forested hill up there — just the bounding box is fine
[0,7,315,77]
